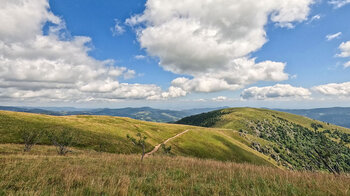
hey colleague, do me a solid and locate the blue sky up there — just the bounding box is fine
[0,0,350,109]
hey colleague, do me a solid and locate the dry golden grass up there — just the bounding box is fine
[0,144,349,196]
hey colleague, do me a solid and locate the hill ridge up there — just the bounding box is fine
[0,110,275,167]
[176,107,350,172]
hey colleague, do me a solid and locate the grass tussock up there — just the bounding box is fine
[0,144,349,196]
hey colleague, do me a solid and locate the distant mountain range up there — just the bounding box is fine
[277,107,350,128]
[0,106,227,123]
[1,106,350,127]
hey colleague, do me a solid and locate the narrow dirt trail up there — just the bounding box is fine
[144,129,190,157]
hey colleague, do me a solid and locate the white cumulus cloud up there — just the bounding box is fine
[127,0,314,95]
[212,96,228,102]
[336,41,350,68]
[337,41,350,57]
[241,84,312,100]
[313,82,350,96]
[344,61,350,68]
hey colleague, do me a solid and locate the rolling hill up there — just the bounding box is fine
[0,110,275,166]
[177,108,350,173]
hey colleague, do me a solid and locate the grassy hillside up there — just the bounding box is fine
[0,110,274,166]
[1,144,349,196]
[157,128,276,165]
[177,108,350,173]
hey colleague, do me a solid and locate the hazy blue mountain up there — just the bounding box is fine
[68,107,186,122]
[35,107,90,112]
[67,107,228,122]
[2,106,349,125]
[277,107,350,128]
[181,107,228,115]
[0,106,62,116]
[0,106,225,122]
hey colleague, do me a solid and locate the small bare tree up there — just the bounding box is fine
[127,132,147,162]
[19,128,42,152]
[48,128,74,155]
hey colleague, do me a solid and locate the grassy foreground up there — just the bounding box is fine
[0,144,349,196]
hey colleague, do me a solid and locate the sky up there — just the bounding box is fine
[0,0,350,109]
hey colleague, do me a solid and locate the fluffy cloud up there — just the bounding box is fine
[344,61,350,68]
[329,0,350,8]
[326,32,342,41]
[169,58,288,93]
[336,41,350,68]
[241,84,312,100]
[313,82,350,96]
[111,19,125,36]
[212,96,228,102]
[337,41,350,57]
[0,0,61,42]
[127,0,314,94]
[0,0,174,103]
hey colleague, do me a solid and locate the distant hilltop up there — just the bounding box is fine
[0,106,228,123]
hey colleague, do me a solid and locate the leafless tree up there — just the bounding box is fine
[19,128,42,152]
[127,132,147,162]
[48,128,74,155]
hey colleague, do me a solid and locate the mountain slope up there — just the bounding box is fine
[177,108,350,172]
[0,110,275,167]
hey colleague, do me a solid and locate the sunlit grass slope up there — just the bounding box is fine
[162,128,277,165]
[0,110,274,166]
[1,144,349,196]
[177,108,350,172]
[177,107,350,134]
